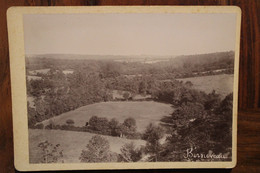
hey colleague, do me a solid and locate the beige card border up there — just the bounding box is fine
[7,6,241,171]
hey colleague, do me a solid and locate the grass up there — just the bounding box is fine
[178,74,234,98]
[29,68,50,74]
[39,101,173,132]
[29,129,146,163]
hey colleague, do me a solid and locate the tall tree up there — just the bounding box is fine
[121,117,137,137]
[79,135,117,162]
[143,123,164,161]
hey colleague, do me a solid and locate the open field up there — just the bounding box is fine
[39,101,173,132]
[178,74,234,98]
[29,129,146,163]
[28,68,50,75]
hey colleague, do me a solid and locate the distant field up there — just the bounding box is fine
[178,74,234,98]
[29,129,145,163]
[39,101,173,132]
[28,68,50,75]
[27,75,42,80]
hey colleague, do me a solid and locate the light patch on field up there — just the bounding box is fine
[29,129,145,163]
[29,68,50,75]
[27,75,42,80]
[27,96,35,108]
[62,70,74,74]
[39,101,173,132]
[178,74,234,98]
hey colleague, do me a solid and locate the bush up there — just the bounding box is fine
[66,119,75,126]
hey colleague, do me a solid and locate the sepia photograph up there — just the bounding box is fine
[7,6,241,170]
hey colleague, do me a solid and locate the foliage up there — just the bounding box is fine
[171,102,206,127]
[26,52,234,162]
[163,93,233,161]
[34,123,44,129]
[79,135,118,162]
[204,90,221,112]
[119,142,142,162]
[142,123,164,161]
[108,118,121,137]
[123,92,130,100]
[38,141,63,163]
[121,117,137,138]
[89,116,110,134]
[66,119,75,126]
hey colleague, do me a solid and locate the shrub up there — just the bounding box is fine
[123,92,130,100]
[66,119,75,126]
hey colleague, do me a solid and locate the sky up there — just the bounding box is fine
[23,13,237,56]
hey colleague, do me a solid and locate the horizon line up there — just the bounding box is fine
[25,50,235,57]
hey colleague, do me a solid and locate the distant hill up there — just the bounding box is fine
[171,51,234,67]
[26,54,175,61]
[26,51,234,65]
[26,51,234,74]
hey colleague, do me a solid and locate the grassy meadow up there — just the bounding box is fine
[178,74,234,98]
[38,101,173,132]
[29,129,146,163]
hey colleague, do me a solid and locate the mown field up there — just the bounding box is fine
[178,74,234,98]
[29,129,146,163]
[39,101,173,132]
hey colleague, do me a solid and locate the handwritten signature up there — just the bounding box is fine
[184,147,228,159]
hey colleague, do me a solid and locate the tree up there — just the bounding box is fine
[123,92,130,101]
[121,117,137,137]
[27,104,37,128]
[119,142,142,162]
[185,81,193,88]
[139,80,147,95]
[204,90,221,112]
[38,141,63,163]
[215,93,233,116]
[163,93,234,161]
[142,123,164,161]
[89,116,109,133]
[171,102,206,127]
[123,117,136,130]
[89,116,99,128]
[108,118,121,136]
[79,135,118,162]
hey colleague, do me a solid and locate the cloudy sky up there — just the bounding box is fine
[23,13,237,56]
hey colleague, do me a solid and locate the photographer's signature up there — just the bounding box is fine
[184,147,228,159]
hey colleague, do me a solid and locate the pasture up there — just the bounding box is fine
[39,101,173,132]
[178,74,234,98]
[27,75,42,80]
[29,129,146,163]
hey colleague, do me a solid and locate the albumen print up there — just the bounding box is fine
[7,6,241,171]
